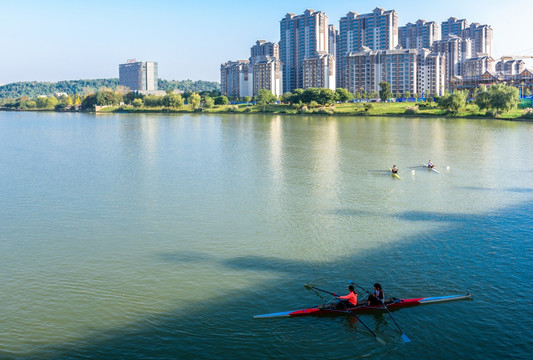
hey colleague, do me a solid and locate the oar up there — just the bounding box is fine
[349,281,411,343]
[304,284,386,345]
[304,284,338,297]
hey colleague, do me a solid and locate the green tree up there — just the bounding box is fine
[291,89,304,103]
[335,88,354,102]
[243,96,252,103]
[317,88,336,105]
[281,92,293,104]
[257,89,276,108]
[163,93,183,108]
[144,95,163,107]
[214,96,228,105]
[46,96,59,108]
[475,89,491,111]
[488,84,519,115]
[437,90,467,114]
[203,96,215,108]
[404,90,411,98]
[132,98,143,107]
[188,92,201,109]
[81,94,97,110]
[379,82,392,103]
[35,97,48,108]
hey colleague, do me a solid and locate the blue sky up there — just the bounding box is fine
[0,0,531,84]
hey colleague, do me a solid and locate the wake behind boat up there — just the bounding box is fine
[254,294,471,319]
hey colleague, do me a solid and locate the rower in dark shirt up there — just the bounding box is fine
[367,283,384,306]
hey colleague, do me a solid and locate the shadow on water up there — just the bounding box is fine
[458,186,533,193]
[328,209,379,217]
[5,201,532,360]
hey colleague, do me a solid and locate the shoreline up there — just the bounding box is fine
[1,105,532,122]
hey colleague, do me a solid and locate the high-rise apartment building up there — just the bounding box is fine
[441,17,468,38]
[328,24,338,57]
[432,36,472,90]
[496,59,526,77]
[463,23,493,57]
[345,48,418,96]
[220,60,253,98]
[399,20,440,51]
[442,18,492,57]
[337,8,398,89]
[302,53,336,89]
[280,9,331,92]
[462,56,496,79]
[119,60,158,91]
[417,49,446,96]
[251,40,279,61]
[250,40,283,97]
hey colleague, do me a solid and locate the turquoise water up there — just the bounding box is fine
[0,111,531,359]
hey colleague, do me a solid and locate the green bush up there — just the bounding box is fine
[299,105,310,114]
[521,108,533,119]
[404,106,419,115]
[364,103,374,111]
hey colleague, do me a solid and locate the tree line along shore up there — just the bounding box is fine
[1,82,532,121]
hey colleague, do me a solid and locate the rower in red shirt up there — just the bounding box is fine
[337,285,358,308]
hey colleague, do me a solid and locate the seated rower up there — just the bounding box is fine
[367,283,384,306]
[391,165,399,174]
[427,160,434,169]
[336,285,358,308]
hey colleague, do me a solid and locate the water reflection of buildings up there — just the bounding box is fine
[269,116,284,188]
[311,119,340,203]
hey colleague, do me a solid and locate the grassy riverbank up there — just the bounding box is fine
[96,102,532,121]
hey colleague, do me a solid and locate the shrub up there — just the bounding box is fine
[485,109,499,117]
[309,100,319,108]
[364,103,374,111]
[521,108,533,119]
[226,105,238,112]
[404,106,419,115]
[244,106,252,112]
[299,105,310,114]
[316,106,336,115]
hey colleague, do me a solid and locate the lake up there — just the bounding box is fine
[0,111,531,359]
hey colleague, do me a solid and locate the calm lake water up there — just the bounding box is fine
[0,111,532,359]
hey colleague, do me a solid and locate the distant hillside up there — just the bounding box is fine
[0,79,220,98]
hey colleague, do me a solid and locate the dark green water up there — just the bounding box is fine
[0,112,531,359]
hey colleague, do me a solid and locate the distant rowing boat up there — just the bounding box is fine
[389,168,401,179]
[423,164,439,173]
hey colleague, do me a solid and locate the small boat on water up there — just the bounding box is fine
[422,164,439,173]
[389,168,401,179]
[254,294,472,319]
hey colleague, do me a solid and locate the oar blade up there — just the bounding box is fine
[376,336,387,345]
[401,333,411,343]
[304,284,312,290]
